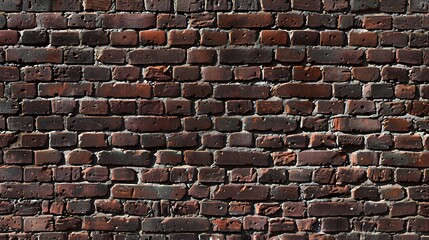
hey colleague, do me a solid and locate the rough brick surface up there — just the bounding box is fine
[0,0,426,238]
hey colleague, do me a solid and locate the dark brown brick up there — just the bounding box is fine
[102,14,156,29]
[129,49,185,64]
[308,48,364,65]
[98,150,150,167]
[218,13,273,28]
[112,184,187,200]
[308,202,362,217]
[275,83,332,99]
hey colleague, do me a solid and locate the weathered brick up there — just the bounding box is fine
[0,183,53,199]
[349,31,378,47]
[218,13,273,28]
[82,216,139,231]
[211,184,269,200]
[275,83,332,99]
[291,0,321,11]
[322,218,350,233]
[381,152,429,168]
[66,117,122,131]
[98,150,150,167]
[112,184,187,200]
[308,48,364,65]
[243,116,297,132]
[97,83,151,98]
[334,117,381,133]
[291,30,319,45]
[68,13,96,29]
[220,49,272,64]
[308,202,363,216]
[129,49,185,64]
[7,13,36,29]
[57,184,108,198]
[125,116,181,132]
[380,32,408,47]
[307,13,338,28]
[102,14,155,29]
[275,49,305,63]
[298,150,347,166]
[6,48,62,63]
[214,150,269,167]
[142,217,210,232]
[214,84,270,99]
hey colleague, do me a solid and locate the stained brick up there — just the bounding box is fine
[218,13,273,28]
[129,49,185,64]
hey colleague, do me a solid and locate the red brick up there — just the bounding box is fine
[111,168,136,182]
[298,150,346,166]
[275,83,332,99]
[24,216,54,232]
[380,32,408,47]
[261,30,288,45]
[308,48,364,65]
[7,13,36,29]
[307,13,338,28]
[201,66,232,82]
[142,217,209,232]
[157,14,187,29]
[66,149,93,165]
[334,117,381,133]
[168,30,198,46]
[349,31,378,47]
[201,31,228,46]
[38,13,67,29]
[187,49,216,64]
[115,0,144,11]
[243,116,297,132]
[277,13,305,28]
[102,14,155,29]
[214,84,269,99]
[6,48,62,64]
[83,216,139,231]
[220,49,272,64]
[324,0,349,11]
[83,0,111,10]
[112,184,186,200]
[268,218,296,232]
[292,0,321,11]
[57,184,108,198]
[363,15,393,30]
[291,30,319,45]
[229,29,258,45]
[320,31,346,46]
[0,30,19,45]
[275,49,305,64]
[97,83,151,98]
[211,184,269,201]
[308,202,362,217]
[0,183,53,199]
[214,150,269,167]
[397,49,422,65]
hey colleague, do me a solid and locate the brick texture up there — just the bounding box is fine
[0,0,427,238]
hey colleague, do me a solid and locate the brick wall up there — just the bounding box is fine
[0,0,428,239]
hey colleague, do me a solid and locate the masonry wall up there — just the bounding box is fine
[0,0,428,239]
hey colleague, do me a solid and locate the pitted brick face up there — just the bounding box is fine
[0,0,427,239]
